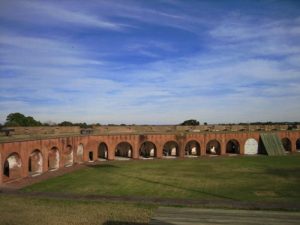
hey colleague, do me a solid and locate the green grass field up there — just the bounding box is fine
[0,195,154,225]
[24,155,300,203]
[1,155,300,225]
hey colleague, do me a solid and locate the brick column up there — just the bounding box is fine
[107,144,115,160]
[220,138,226,155]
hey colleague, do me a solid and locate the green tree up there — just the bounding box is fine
[180,119,200,126]
[5,112,42,126]
[58,121,73,126]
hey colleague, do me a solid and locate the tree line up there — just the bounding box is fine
[0,113,299,128]
[1,113,94,128]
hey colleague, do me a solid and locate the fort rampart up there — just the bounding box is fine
[1,127,299,184]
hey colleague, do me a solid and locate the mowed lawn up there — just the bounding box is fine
[24,154,300,203]
[0,195,154,225]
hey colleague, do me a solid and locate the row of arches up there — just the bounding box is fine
[3,144,80,181]
[3,137,300,182]
[100,139,247,160]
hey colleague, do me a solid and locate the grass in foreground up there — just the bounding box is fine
[24,155,300,203]
[0,195,154,225]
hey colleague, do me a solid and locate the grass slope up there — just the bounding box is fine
[24,155,300,203]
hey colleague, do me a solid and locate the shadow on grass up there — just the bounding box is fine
[103,221,148,225]
[86,164,119,169]
[119,173,236,201]
[265,168,300,178]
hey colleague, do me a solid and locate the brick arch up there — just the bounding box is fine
[225,139,240,154]
[48,146,60,171]
[139,136,162,158]
[139,141,157,158]
[28,149,43,176]
[63,144,73,167]
[184,140,201,156]
[3,152,22,182]
[115,141,134,159]
[162,140,179,157]
[98,142,109,160]
[206,139,221,155]
[281,137,292,152]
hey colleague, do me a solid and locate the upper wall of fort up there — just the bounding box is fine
[1,124,299,143]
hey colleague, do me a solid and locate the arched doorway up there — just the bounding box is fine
[89,151,94,161]
[206,140,221,155]
[244,138,258,155]
[3,153,22,181]
[140,141,156,159]
[226,139,240,154]
[28,149,43,176]
[64,145,73,167]
[282,138,292,152]
[98,142,108,160]
[115,142,132,160]
[185,140,200,157]
[296,138,300,151]
[48,147,59,171]
[76,143,84,163]
[163,141,179,158]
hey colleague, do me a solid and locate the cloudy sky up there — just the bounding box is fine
[0,0,300,124]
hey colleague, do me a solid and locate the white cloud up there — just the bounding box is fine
[0,0,124,31]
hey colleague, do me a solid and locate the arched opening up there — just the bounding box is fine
[98,142,108,160]
[163,141,179,158]
[282,138,292,152]
[115,142,132,160]
[4,160,9,177]
[206,140,221,155]
[140,141,156,159]
[185,140,200,157]
[226,139,240,154]
[89,151,94,161]
[48,147,59,171]
[244,138,258,155]
[28,149,43,176]
[296,138,300,151]
[3,153,22,181]
[64,145,73,167]
[76,143,84,163]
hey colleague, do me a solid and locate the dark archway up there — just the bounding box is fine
[48,147,59,171]
[3,153,22,181]
[29,149,43,176]
[115,142,132,159]
[140,141,157,158]
[163,141,179,157]
[3,160,9,177]
[98,142,108,160]
[89,151,94,161]
[226,139,240,154]
[206,140,221,155]
[64,145,73,167]
[185,140,200,156]
[296,138,300,151]
[282,138,292,152]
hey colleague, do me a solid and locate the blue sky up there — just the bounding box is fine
[0,0,300,124]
